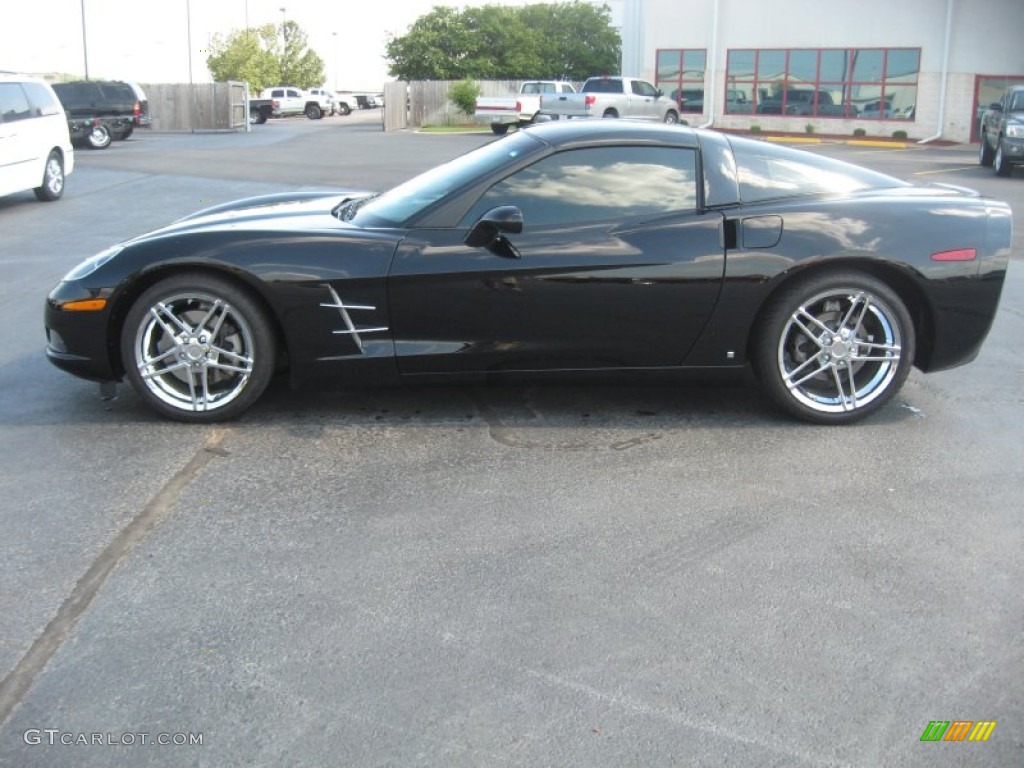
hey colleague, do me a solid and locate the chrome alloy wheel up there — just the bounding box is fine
[44,156,64,196]
[777,289,902,414]
[133,291,255,413]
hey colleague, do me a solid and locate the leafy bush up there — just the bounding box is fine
[853,127,867,137]
[450,78,481,118]
[891,129,908,140]
[750,124,762,133]
[805,123,815,134]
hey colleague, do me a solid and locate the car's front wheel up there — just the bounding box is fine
[663,110,679,124]
[86,124,111,149]
[305,104,322,120]
[34,151,64,201]
[121,273,276,422]
[994,139,1012,176]
[980,134,995,166]
[752,272,915,424]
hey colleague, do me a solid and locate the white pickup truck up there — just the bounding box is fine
[539,76,682,124]
[258,86,327,120]
[475,81,576,135]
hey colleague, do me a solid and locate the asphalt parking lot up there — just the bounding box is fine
[0,112,1021,767]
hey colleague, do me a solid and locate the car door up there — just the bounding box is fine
[630,80,660,119]
[387,144,726,376]
[0,83,34,196]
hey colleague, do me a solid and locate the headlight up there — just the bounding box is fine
[1006,123,1024,138]
[63,246,123,282]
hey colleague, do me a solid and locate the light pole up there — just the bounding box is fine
[280,7,287,47]
[333,32,338,91]
[80,0,89,79]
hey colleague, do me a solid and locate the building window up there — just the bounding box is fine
[656,49,707,114]
[725,48,919,120]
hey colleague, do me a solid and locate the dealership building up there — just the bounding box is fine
[613,0,1023,143]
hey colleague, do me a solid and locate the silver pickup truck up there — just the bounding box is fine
[539,76,682,123]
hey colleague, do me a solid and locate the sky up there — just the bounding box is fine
[0,0,571,91]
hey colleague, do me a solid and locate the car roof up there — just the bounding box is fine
[522,119,700,149]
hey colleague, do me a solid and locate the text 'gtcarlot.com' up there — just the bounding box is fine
[23,729,203,746]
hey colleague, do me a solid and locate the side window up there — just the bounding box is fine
[21,83,61,116]
[271,89,284,98]
[462,146,699,228]
[287,89,300,98]
[0,83,33,123]
[632,81,658,97]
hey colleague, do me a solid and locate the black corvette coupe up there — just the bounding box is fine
[46,121,1011,424]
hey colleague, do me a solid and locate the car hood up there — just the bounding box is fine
[149,190,376,237]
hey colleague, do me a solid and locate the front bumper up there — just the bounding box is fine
[1000,136,1024,164]
[44,282,119,382]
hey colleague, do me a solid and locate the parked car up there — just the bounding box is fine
[475,80,576,134]
[51,80,150,138]
[333,93,356,115]
[979,84,1024,176]
[66,115,133,149]
[258,86,325,119]
[307,88,336,116]
[0,72,73,201]
[45,121,1010,424]
[756,88,844,117]
[539,77,680,123]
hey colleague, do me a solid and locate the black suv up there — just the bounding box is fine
[52,81,151,138]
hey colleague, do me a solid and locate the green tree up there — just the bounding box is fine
[385,2,619,81]
[206,25,280,92]
[278,20,326,90]
[206,21,325,92]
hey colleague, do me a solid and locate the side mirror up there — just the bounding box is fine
[990,102,1003,111]
[656,89,664,98]
[464,206,524,249]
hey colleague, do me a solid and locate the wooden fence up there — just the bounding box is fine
[140,81,249,132]
[384,80,540,131]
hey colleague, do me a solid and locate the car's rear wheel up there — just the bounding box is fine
[337,103,351,116]
[86,124,111,149]
[490,124,509,135]
[305,104,322,120]
[121,273,276,423]
[33,151,64,201]
[994,139,1012,176]
[118,124,134,140]
[249,108,267,124]
[752,272,915,424]
[979,134,995,166]
[602,109,619,118]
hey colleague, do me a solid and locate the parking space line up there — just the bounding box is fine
[913,166,980,175]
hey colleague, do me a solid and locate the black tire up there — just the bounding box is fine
[86,124,111,149]
[33,151,65,201]
[337,103,351,116]
[751,271,915,425]
[663,110,680,124]
[121,273,277,423]
[250,108,267,125]
[305,103,322,120]
[602,109,619,118]
[490,124,509,135]
[979,134,995,166]
[118,124,134,140]
[994,139,1012,176]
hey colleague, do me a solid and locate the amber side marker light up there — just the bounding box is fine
[931,248,976,261]
[62,298,108,311]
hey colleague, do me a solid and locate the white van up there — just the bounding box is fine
[0,73,74,202]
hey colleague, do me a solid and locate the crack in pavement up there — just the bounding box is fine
[0,429,230,727]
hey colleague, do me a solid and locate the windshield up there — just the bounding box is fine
[352,131,546,227]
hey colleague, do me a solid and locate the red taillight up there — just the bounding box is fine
[133,101,140,116]
[931,248,976,261]
[584,94,596,107]
[515,100,521,113]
